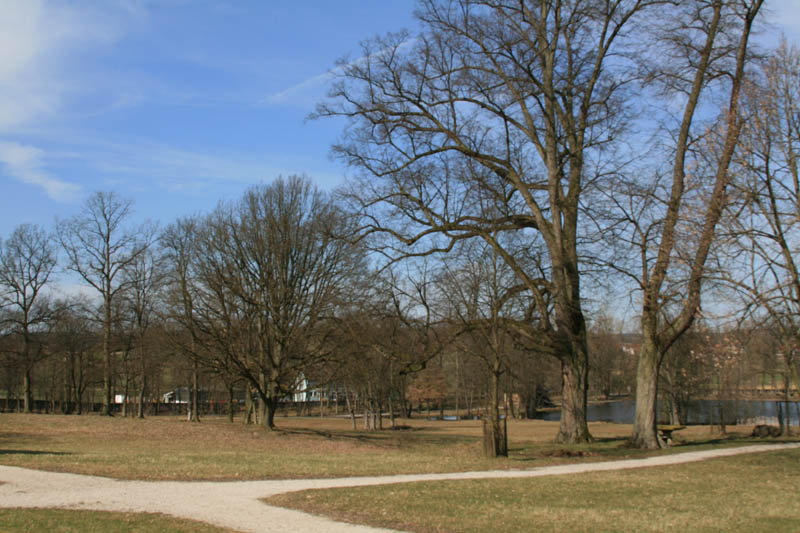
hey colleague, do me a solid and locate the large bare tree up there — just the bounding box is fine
[0,224,57,412]
[58,191,154,416]
[189,176,364,429]
[605,0,763,448]
[318,0,658,442]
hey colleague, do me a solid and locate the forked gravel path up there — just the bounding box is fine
[1,443,798,532]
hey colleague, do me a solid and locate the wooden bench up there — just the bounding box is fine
[657,425,686,445]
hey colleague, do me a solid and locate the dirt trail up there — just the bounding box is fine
[1,443,798,532]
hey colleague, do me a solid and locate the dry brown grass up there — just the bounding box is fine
[0,412,773,481]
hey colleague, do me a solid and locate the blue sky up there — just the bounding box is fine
[0,0,418,237]
[0,0,798,243]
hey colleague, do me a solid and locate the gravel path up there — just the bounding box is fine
[1,443,798,532]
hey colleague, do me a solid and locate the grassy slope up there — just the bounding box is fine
[268,448,800,533]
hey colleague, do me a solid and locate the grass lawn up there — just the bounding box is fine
[0,508,229,532]
[267,448,800,532]
[0,412,783,481]
[2,413,797,532]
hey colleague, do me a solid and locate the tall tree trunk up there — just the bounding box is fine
[264,397,277,430]
[23,367,33,414]
[137,375,146,419]
[227,383,235,423]
[631,340,663,449]
[550,289,592,444]
[261,375,279,430]
[243,384,254,425]
[63,353,73,414]
[74,353,83,415]
[137,340,146,418]
[188,358,200,422]
[483,364,508,458]
[670,394,681,426]
[103,294,112,416]
[556,355,591,444]
[388,392,395,428]
[454,353,461,420]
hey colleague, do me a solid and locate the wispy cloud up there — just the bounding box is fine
[0,141,81,202]
[262,69,339,106]
[261,37,418,107]
[22,129,341,193]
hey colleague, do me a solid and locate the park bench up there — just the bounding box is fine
[657,425,686,445]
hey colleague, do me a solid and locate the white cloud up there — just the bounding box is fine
[0,1,142,203]
[0,0,136,129]
[0,1,43,78]
[0,141,81,202]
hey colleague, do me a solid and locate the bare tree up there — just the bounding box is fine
[439,239,533,456]
[605,0,763,448]
[121,249,165,418]
[52,297,98,415]
[58,191,154,416]
[722,39,800,433]
[0,224,57,412]
[318,0,661,443]
[161,216,204,422]
[190,176,364,429]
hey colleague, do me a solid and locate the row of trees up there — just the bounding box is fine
[0,177,361,424]
[0,178,794,433]
[1,231,791,431]
[0,182,581,429]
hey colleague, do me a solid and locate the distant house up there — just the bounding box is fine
[288,374,344,403]
[162,387,209,404]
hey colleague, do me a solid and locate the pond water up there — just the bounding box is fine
[534,399,800,426]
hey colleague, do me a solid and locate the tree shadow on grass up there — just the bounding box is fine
[0,450,72,456]
[592,437,623,444]
[277,427,399,446]
[278,426,477,449]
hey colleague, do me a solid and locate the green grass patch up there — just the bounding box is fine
[0,413,792,480]
[0,508,230,532]
[268,448,800,532]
